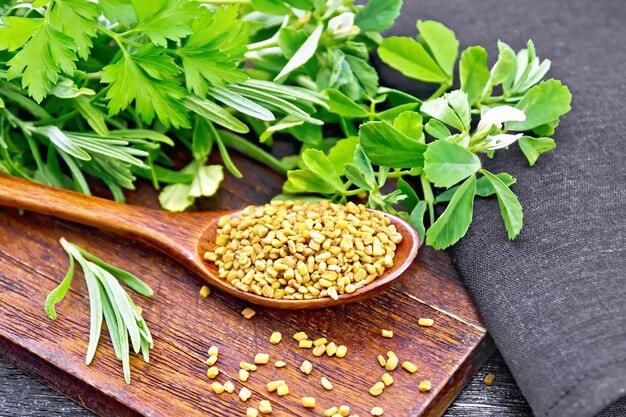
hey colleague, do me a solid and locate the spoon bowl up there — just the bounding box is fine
[0,175,419,309]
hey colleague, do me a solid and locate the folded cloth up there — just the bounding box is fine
[379,0,626,416]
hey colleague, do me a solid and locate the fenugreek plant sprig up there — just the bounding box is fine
[45,238,154,383]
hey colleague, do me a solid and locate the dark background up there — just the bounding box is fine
[2,0,625,416]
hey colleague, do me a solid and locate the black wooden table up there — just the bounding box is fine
[0,352,532,416]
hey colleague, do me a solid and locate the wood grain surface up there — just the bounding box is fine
[0,152,493,416]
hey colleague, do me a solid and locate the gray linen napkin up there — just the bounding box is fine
[379,0,626,416]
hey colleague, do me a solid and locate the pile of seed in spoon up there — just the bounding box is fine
[203,200,402,300]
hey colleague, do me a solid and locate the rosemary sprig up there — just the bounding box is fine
[45,238,154,384]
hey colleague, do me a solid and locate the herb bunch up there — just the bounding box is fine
[45,238,153,383]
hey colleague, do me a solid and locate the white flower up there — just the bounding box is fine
[477,106,526,131]
[327,12,358,38]
[484,133,524,150]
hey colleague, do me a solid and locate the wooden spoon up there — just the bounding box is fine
[0,175,419,309]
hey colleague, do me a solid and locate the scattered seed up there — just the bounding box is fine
[274,360,286,368]
[206,367,219,379]
[255,353,270,364]
[336,345,348,358]
[369,381,385,396]
[301,397,316,408]
[293,331,308,341]
[418,318,434,327]
[321,376,333,391]
[270,332,282,345]
[313,337,327,347]
[312,344,326,357]
[267,380,286,393]
[419,380,432,392]
[385,351,398,371]
[259,400,272,414]
[371,407,384,416]
[242,308,256,319]
[484,373,495,385]
[300,360,313,375]
[381,373,394,386]
[205,356,217,366]
[377,355,386,367]
[223,380,235,393]
[208,346,219,357]
[402,361,417,373]
[338,405,350,416]
[277,384,289,397]
[241,361,257,371]
[299,340,313,349]
[325,407,339,416]
[247,407,259,417]
[239,387,252,402]
[210,382,224,394]
[381,329,393,338]
[199,285,211,298]
[326,342,338,357]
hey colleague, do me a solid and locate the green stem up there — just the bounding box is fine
[420,173,435,225]
[383,170,413,179]
[428,82,451,100]
[218,130,289,174]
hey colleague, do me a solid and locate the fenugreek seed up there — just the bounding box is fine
[312,344,326,357]
[385,354,398,371]
[239,387,252,402]
[484,373,495,385]
[242,308,256,319]
[402,361,417,373]
[326,342,338,357]
[208,346,219,357]
[301,397,316,408]
[418,318,434,327]
[299,340,313,349]
[325,407,339,416]
[272,360,286,368]
[419,380,432,392]
[270,332,282,344]
[259,400,272,414]
[371,407,384,416]
[247,408,258,417]
[206,367,219,379]
[255,353,270,364]
[313,337,327,346]
[345,284,357,293]
[267,380,286,392]
[321,376,333,390]
[204,251,217,262]
[210,382,224,394]
[277,384,289,397]
[239,368,249,382]
[381,329,393,338]
[369,381,385,396]
[300,360,313,375]
[377,355,386,367]
[336,345,348,358]
[223,381,235,393]
[381,373,394,386]
[205,356,217,366]
[240,361,257,371]
[199,285,211,298]
[338,405,350,416]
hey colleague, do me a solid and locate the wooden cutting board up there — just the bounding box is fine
[0,152,493,417]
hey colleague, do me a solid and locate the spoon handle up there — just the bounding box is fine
[0,174,168,242]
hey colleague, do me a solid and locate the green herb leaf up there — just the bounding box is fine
[518,136,556,166]
[393,111,423,140]
[426,174,476,249]
[481,170,523,239]
[158,183,194,212]
[397,177,419,212]
[416,20,459,78]
[507,80,572,131]
[275,24,323,82]
[409,200,427,242]
[354,0,402,33]
[424,139,481,188]
[44,253,75,320]
[184,95,248,134]
[324,88,369,118]
[301,149,345,192]
[459,46,489,104]
[189,165,224,198]
[131,0,199,47]
[490,41,517,86]
[378,37,448,84]
[359,121,427,168]
[435,172,516,203]
[327,136,358,175]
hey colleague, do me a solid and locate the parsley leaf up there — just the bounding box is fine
[49,0,98,59]
[130,0,200,47]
